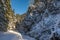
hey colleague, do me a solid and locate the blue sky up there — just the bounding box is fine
[10,0,30,15]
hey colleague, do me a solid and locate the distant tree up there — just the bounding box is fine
[29,0,34,6]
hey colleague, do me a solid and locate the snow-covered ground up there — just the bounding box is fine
[0,30,36,40]
[0,30,23,40]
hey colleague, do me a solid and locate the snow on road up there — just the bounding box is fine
[0,30,36,40]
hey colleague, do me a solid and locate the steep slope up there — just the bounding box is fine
[17,0,60,40]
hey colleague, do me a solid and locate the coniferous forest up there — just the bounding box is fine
[0,0,60,40]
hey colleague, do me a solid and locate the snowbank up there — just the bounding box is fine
[0,30,35,40]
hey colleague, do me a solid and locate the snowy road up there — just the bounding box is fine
[0,30,35,40]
